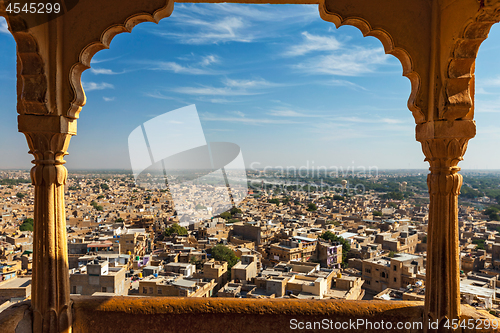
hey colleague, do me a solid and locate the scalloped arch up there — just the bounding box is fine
[443,3,500,121]
[68,1,174,119]
[318,0,425,124]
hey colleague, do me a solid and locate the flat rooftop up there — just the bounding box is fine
[0,277,31,289]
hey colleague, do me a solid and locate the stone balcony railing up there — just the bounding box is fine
[1,297,498,333]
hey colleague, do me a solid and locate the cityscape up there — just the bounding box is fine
[2,168,500,316]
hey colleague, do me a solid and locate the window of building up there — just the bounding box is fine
[158,288,162,294]
[149,287,153,294]
[101,286,107,292]
[393,265,397,271]
[143,287,147,294]
[394,278,397,282]
[365,268,371,273]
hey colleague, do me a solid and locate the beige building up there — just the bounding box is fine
[70,260,128,295]
[231,255,258,283]
[361,253,425,293]
[139,275,216,297]
[194,259,228,293]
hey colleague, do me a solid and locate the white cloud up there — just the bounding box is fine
[294,46,389,76]
[201,112,298,125]
[200,55,219,66]
[154,16,253,44]
[82,82,114,91]
[268,110,310,117]
[229,111,245,117]
[173,86,258,96]
[0,20,10,34]
[91,68,124,75]
[150,61,218,75]
[150,4,318,45]
[173,77,280,96]
[224,78,278,88]
[103,97,115,102]
[475,98,500,113]
[284,32,342,56]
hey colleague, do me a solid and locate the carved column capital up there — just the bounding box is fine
[24,131,71,187]
[417,119,475,170]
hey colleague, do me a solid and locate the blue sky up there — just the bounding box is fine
[0,4,499,171]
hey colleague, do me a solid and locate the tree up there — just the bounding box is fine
[16,193,25,199]
[268,199,280,205]
[19,218,34,232]
[210,244,239,270]
[230,207,242,215]
[333,195,345,201]
[100,183,109,190]
[307,203,317,211]
[472,239,486,250]
[373,210,383,217]
[164,223,188,237]
[195,204,207,210]
[115,218,124,223]
[219,212,231,220]
[319,231,351,267]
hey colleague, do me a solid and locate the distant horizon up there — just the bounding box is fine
[3,168,500,173]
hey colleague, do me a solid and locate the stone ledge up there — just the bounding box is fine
[1,297,498,332]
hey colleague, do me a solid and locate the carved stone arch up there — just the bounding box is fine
[318,0,425,124]
[69,1,174,119]
[0,10,49,116]
[443,2,500,121]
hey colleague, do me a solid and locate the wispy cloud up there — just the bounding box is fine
[333,116,405,124]
[173,78,280,96]
[229,110,245,117]
[268,110,312,117]
[294,46,389,76]
[284,32,341,56]
[91,68,126,75]
[201,112,298,125]
[149,3,318,45]
[153,16,252,45]
[200,55,219,66]
[103,97,115,102]
[0,20,10,34]
[82,82,114,91]
[90,55,124,64]
[475,98,500,113]
[174,86,258,96]
[146,61,219,75]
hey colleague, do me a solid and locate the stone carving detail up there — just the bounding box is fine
[442,2,500,121]
[0,12,50,116]
[23,131,73,333]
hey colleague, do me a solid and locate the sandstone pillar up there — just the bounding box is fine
[417,120,475,331]
[19,115,76,333]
